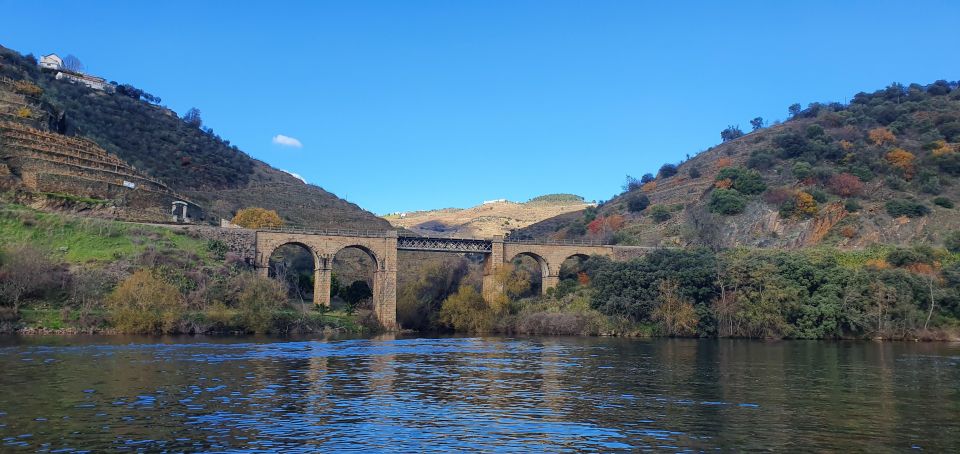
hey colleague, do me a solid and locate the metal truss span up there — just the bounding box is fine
[397,236,493,253]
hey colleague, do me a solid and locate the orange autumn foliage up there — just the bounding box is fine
[577,271,590,286]
[715,157,732,169]
[714,178,733,189]
[885,148,916,179]
[641,181,657,193]
[865,258,891,270]
[869,127,896,146]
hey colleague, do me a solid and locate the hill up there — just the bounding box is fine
[384,194,593,238]
[0,45,389,229]
[518,80,960,250]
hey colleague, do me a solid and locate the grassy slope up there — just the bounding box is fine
[0,204,212,264]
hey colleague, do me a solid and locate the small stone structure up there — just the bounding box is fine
[255,229,654,329]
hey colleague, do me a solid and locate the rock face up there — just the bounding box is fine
[797,202,847,247]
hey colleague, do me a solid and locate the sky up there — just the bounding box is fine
[3,1,960,214]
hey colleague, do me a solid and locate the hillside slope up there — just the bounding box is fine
[0,45,389,230]
[519,80,960,250]
[385,194,593,238]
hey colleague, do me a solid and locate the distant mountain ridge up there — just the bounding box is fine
[385,194,593,238]
[0,44,390,230]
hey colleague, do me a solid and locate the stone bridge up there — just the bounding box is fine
[255,228,651,329]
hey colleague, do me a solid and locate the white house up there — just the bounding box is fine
[39,54,63,70]
[39,53,108,91]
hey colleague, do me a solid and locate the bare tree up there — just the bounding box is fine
[62,54,84,72]
[182,108,203,128]
[0,244,57,313]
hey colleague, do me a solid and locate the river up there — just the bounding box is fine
[0,336,957,452]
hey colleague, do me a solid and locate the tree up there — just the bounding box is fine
[626,192,649,212]
[232,207,283,229]
[183,108,203,128]
[640,173,655,184]
[715,167,766,195]
[750,117,765,131]
[62,54,84,72]
[720,125,744,142]
[622,175,642,192]
[788,103,802,118]
[340,280,372,307]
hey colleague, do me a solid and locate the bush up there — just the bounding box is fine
[688,167,701,179]
[0,244,59,313]
[108,270,185,333]
[844,200,862,212]
[828,173,863,197]
[439,285,495,332]
[945,231,960,253]
[709,189,747,215]
[232,272,287,333]
[649,205,671,223]
[746,150,776,170]
[933,197,954,208]
[659,163,678,178]
[626,193,650,212]
[885,199,930,218]
[715,167,766,195]
[792,161,813,180]
[810,189,828,203]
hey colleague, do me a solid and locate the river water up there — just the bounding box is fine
[0,336,957,452]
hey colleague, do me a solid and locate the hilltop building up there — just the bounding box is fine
[38,53,110,92]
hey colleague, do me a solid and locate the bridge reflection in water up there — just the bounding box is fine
[255,228,655,329]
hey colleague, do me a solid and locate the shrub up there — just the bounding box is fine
[746,150,775,170]
[885,148,916,179]
[709,189,747,215]
[659,163,678,178]
[868,127,896,146]
[0,244,59,312]
[792,161,813,180]
[232,272,287,333]
[885,199,930,218]
[715,167,766,195]
[108,270,184,333]
[626,193,649,212]
[828,173,863,197]
[933,197,954,209]
[764,187,794,205]
[688,166,701,179]
[945,231,960,253]
[232,207,283,229]
[886,248,930,267]
[649,205,671,223]
[809,189,828,203]
[844,200,862,212]
[438,285,495,332]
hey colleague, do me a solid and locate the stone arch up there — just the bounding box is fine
[509,251,551,278]
[333,244,382,271]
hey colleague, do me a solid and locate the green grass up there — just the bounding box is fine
[0,203,212,264]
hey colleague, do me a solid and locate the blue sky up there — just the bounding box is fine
[3,1,959,214]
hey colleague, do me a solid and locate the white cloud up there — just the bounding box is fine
[272,134,303,148]
[281,169,308,184]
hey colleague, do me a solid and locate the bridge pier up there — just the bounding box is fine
[481,236,505,301]
[542,274,560,294]
[313,254,332,308]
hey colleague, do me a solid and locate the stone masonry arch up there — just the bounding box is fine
[256,231,398,329]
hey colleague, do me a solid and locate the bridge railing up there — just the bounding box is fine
[257,225,394,237]
[503,238,606,246]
